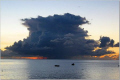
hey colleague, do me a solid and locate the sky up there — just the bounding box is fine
[1,0,119,59]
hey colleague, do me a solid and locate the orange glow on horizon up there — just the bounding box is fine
[10,56,47,59]
[92,47,119,60]
[22,57,47,59]
[99,53,119,60]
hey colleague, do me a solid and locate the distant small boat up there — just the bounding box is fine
[72,63,75,65]
[55,65,60,67]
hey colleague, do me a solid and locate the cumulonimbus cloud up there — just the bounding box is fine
[5,13,116,59]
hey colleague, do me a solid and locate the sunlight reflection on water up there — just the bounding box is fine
[0,59,119,79]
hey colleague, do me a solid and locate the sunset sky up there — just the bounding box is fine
[1,0,119,59]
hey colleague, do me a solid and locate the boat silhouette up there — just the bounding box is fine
[55,65,60,67]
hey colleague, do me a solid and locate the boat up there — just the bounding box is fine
[55,65,60,67]
[71,63,75,65]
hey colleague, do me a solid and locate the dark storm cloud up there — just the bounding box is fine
[99,36,110,47]
[92,47,115,56]
[1,49,20,57]
[114,42,119,47]
[21,13,89,36]
[109,39,114,47]
[99,36,116,47]
[5,13,115,59]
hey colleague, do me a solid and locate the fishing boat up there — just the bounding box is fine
[55,65,60,67]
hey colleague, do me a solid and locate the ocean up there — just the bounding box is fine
[0,59,119,80]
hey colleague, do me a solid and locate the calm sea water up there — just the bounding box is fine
[0,59,119,79]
